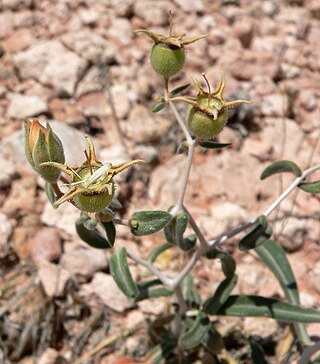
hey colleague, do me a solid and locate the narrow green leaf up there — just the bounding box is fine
[147,242,173,264]
[136,279,174,301]
[249,337,268,364]
[110,197,123,209]
[203,274,238,314]
[238,216,271,251]
[169,83,190,97]
[83,218,98,230]
[179,311,211,350]
[177,140,189,154]
[101,221,116,247]
[152,102,166,113]
[109,247,138,299]
[255,240,298,304]
[75,218,112,249]
[45,182,56,205]
[199,141,232,149]
[164,212,195,251]
[182,275,201,308]
[206,248,236,278]
[217,295,320,323]
[298,180,320,194]
[202,327,225,354]
[260,160,302,180]
[255,239,310,345]
[130,210,171,236]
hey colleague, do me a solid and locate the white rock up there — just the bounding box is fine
[14,41,88,96]
[37,348,60,364]
[201,202,248,237]
[60,247,108,278]
[38,261,70,297]
[0,212,12,248]
[7,94,48,119]
[62,30,117,65]
[260,94,289,117]
[85,272,133,312]
[174,0,204,12]
[0,152,16,187]
[133,1,168,25]
[75,67,104,98]
[41,201,79,236]
[2,0,32,10]
[0,11,14,39]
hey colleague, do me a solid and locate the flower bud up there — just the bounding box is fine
[24,119,65,182]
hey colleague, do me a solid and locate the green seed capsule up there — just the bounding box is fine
[187,106,228,139]
[73,186,114,213]
[150,43,185,78]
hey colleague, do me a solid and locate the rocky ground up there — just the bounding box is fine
[1,0,320,363]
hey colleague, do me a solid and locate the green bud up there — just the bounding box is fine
[24,119,65,182]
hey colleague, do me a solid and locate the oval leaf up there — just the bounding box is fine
[238,216,271,251]
[249,337,268,364]
[136,279,174,302]
[199,142,232,149]
[217,295,320,323]
[182,275,201,308]
[255,239,310,345]
[179,311,210,350]
[260,160,302,180]
[147,242,173,264]
[101,221,116,247]
[298,180,320,194]
[203,274,238,314]
[130,211,171,236]
[151,102,166,113]
[45,182,56,205]
[110,247,138,299]
[169,83,190,97]
[206,248,236,278]
[76,218,112,249]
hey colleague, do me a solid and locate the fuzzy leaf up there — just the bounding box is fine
[164,212,195,251]
[179,311,211,350]
[203,274,238,314]
[249,337,268,364]
[151,102,166,113]
[238,216,271,251]
[76,218,112,249]
[206,248,236,278]
[101,221,116,247]
[147,242,173,264]
[169,83,190,97]
[110,247,138,299]
[255,239,310,345]
[217,295,320,323]
[130,211,171,236]
[298,180,320,194]
[260,160,302,180]
[182,275,201,308]
[45,182,56,205]
[199,141,232,149]
[136,279,173,301]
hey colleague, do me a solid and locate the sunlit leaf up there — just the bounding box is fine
[217,295,320,323]
[169,83,190,97]
[151,102,166,113]
[110,247,138,299]
[260,160,302,180]
[130,211,171,236]
[206,248,236,278]
[298,180,320,194]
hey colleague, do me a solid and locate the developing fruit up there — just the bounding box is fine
[135,12,206,79]
[171,73,251,139]
[41,136,143,213]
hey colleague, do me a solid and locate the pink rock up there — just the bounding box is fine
[60,247,108,279]
[82,272,132,312]
[2,28,35,53]
[38,348,59,364]
[38,261,70,297]
[14,40,88,96]
[0,11,14,39]
[31,227,62,267]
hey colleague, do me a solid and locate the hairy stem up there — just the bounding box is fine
[174,284,188,337]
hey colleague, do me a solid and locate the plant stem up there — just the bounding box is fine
[172,140,196,214]
[184,206,208,248]
[298,340,320,364]
[126,249,173,287]
[174,284,187,337]
[168,100,193,144]
[50,182,63,198]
